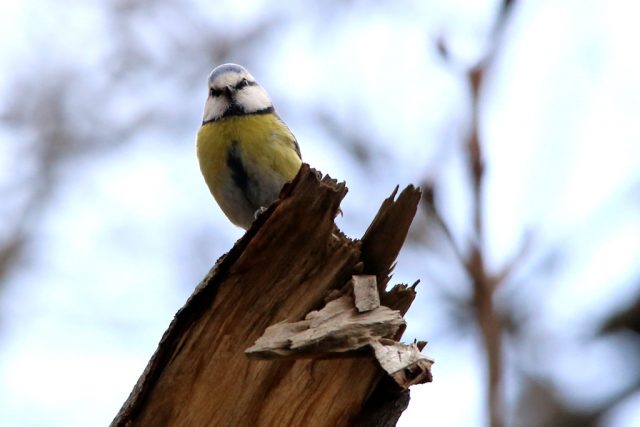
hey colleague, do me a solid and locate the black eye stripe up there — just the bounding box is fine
[235,79,256,90]
[209,79,256,97]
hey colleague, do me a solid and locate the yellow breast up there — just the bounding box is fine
[196,113,302,228]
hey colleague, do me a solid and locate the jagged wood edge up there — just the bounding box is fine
[111,164,343,426]
[357,184,426,427]
[112,166,425,427]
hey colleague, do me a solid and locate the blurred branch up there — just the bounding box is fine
[0,69,80,289]
[462,3,519,425]
[315,109,387,169]
[419,181,469,273]
[517,366,640,427]
[467,61,503,427]
[601,291,640,335]
[430,2,521,427]
[0,0,289,294]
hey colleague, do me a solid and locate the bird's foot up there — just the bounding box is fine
[254,206,268,220]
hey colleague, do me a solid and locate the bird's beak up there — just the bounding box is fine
[224,85,243,115]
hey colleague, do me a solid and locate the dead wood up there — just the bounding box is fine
[245,295,405,358]
[111,164,431,427]
[353,275,380,312]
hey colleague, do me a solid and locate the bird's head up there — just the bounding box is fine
[202,63,273,123]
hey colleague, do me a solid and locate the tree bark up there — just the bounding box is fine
[111,164,430,427]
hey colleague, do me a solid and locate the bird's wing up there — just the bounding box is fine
[275,114,301,159]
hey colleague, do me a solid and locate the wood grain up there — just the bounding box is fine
[112,164,428,427]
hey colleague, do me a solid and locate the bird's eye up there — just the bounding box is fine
[210,88,223,97]
[236,78,250,89]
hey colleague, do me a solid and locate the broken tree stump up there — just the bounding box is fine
[111,164,432,427]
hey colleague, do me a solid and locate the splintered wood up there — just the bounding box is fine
[247,274,432,390]
[353,275,380,312]
[111,164,432,427]
[245,294,403,357]
[371,341,434,388]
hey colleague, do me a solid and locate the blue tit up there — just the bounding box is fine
[196,64,302,229]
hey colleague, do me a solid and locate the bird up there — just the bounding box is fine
[196,64,302,229]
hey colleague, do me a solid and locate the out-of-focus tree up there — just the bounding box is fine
[0,0,283,290]
[410,1,640,426]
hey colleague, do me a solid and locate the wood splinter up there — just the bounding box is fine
[352,274,380,312]
[245,292,404,358]
[371,340,434,388]
[246,274,433,389]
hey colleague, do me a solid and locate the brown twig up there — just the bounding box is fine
[429,2,521,427]
[466,64,504,427]
[464,3,519,427]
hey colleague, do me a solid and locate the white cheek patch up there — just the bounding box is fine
[203,97,230,122]
[236,86,272,113]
